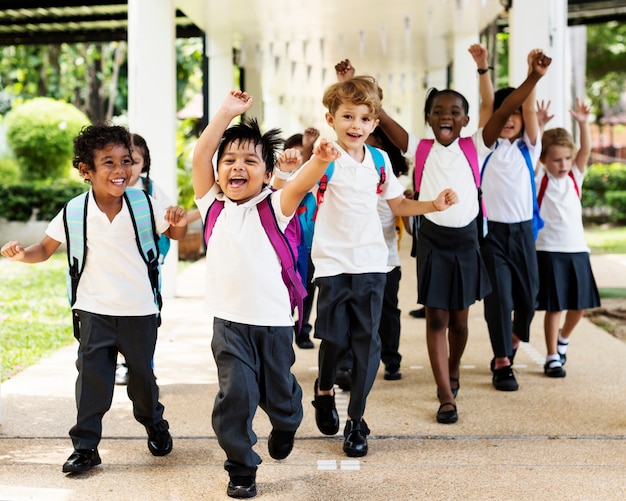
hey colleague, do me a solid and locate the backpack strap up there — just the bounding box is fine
[203,195,308,331]
[537,170,581,208]
[517,141,544,239]
[414,139,434,193]
[124,188,162,317]
[314,144,387,220]
[63,191,89,340]
[257,197,308,332]
[63,192,89,309]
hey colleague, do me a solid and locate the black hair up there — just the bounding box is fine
[131,132,152,194]
[72,123,132,175]
[493,87,520,112]
[217,118,283,174]
[284,133,303,150]
[423,88,469,122]
[368,127,409,177]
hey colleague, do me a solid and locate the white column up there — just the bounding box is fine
[127,0,178,297]
[206,34,234,121]
[508,0,567,128]
[452,35,480,136]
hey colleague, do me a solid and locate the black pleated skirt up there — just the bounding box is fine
[416,218,491,310]
[536,251,601,311]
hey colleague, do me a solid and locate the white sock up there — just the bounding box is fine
[545,354,562,367]
[557,331,569,355]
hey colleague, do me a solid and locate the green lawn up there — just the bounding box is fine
[0,253,72,382]
[585,225,626,254]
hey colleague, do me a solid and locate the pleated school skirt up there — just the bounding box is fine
[416,218,491,310]
[536,250,601,311]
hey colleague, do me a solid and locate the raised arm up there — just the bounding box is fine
[482,50,552,148]
[570,97,592,175]
[301,127,320,162]
[378,108,410,154]
[280,138,341,217]
[521,49,544,146]
[192,90,254,199]
[468,44,494,128]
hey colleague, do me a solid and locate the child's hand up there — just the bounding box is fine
[335,59,355,82]
[432,189,458,211]
[277,148,303,172]
[313,138,341,163]
[221,89,253,117]
[302,127,320,151]
[536,100,554,129]
[468,44,489,68]
[1,241,25,260]
[165,206,188,227]
[569,97,591,123]
[528,49,551,77]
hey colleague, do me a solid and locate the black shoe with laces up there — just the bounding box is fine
[146,419,173,456]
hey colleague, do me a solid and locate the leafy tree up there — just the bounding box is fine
[586,22,626,121]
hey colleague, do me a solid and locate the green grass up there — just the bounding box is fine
[598,287,626,299]
[585,225,626,254]
[0,254,73,382]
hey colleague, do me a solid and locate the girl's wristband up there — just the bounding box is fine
[273,169,293,180]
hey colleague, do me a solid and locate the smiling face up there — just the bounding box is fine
[541,144,574,178]
[326,101,379,155]
[216,139,271,204]
[80,143,133,200]
[426,93,470,146]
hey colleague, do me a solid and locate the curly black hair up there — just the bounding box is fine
[217,118,283,174]
[423,88,469,122]
[72,123,132,175]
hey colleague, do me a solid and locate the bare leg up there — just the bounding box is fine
[544,311,563,356]
[426,307,454,404]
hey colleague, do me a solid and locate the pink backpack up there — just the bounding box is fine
[204,195,308,332]
[413,137,487,247]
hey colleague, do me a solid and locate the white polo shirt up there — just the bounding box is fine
[46,188,171,316]
[311,143,405,278]
[480,131,541,224]
[196,186,293,326]
[535,168,588,253]
[405,130,492,228]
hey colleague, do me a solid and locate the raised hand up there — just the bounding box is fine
[335,59,355,82]
[222,89,254,117]
[468,44,489,68]
[277,148,304,172]
[569,97,591,123]
[314,138,341,163]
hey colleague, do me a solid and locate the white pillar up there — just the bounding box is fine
[206,34,234,121]
[452,35,481,136]
[127,0,178,297]
[508,0,567,128]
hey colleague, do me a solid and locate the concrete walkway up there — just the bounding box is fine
[1,245,626,500]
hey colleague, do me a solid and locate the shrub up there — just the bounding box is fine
[606,190,626,223]
[0,181,87,221]
[583,163,626,208]
[4,97,90,182]
[0,157,20,183]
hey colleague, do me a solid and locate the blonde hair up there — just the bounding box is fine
[322,76,383,117]
[541,127,576,159]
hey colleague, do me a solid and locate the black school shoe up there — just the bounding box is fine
[268,429,296,460]
[146,419,173,456]
[62,448,101,473]
[227,475,257,498]
[492,366,519,391]
[311,379,339,435]
[343,419,370,457]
